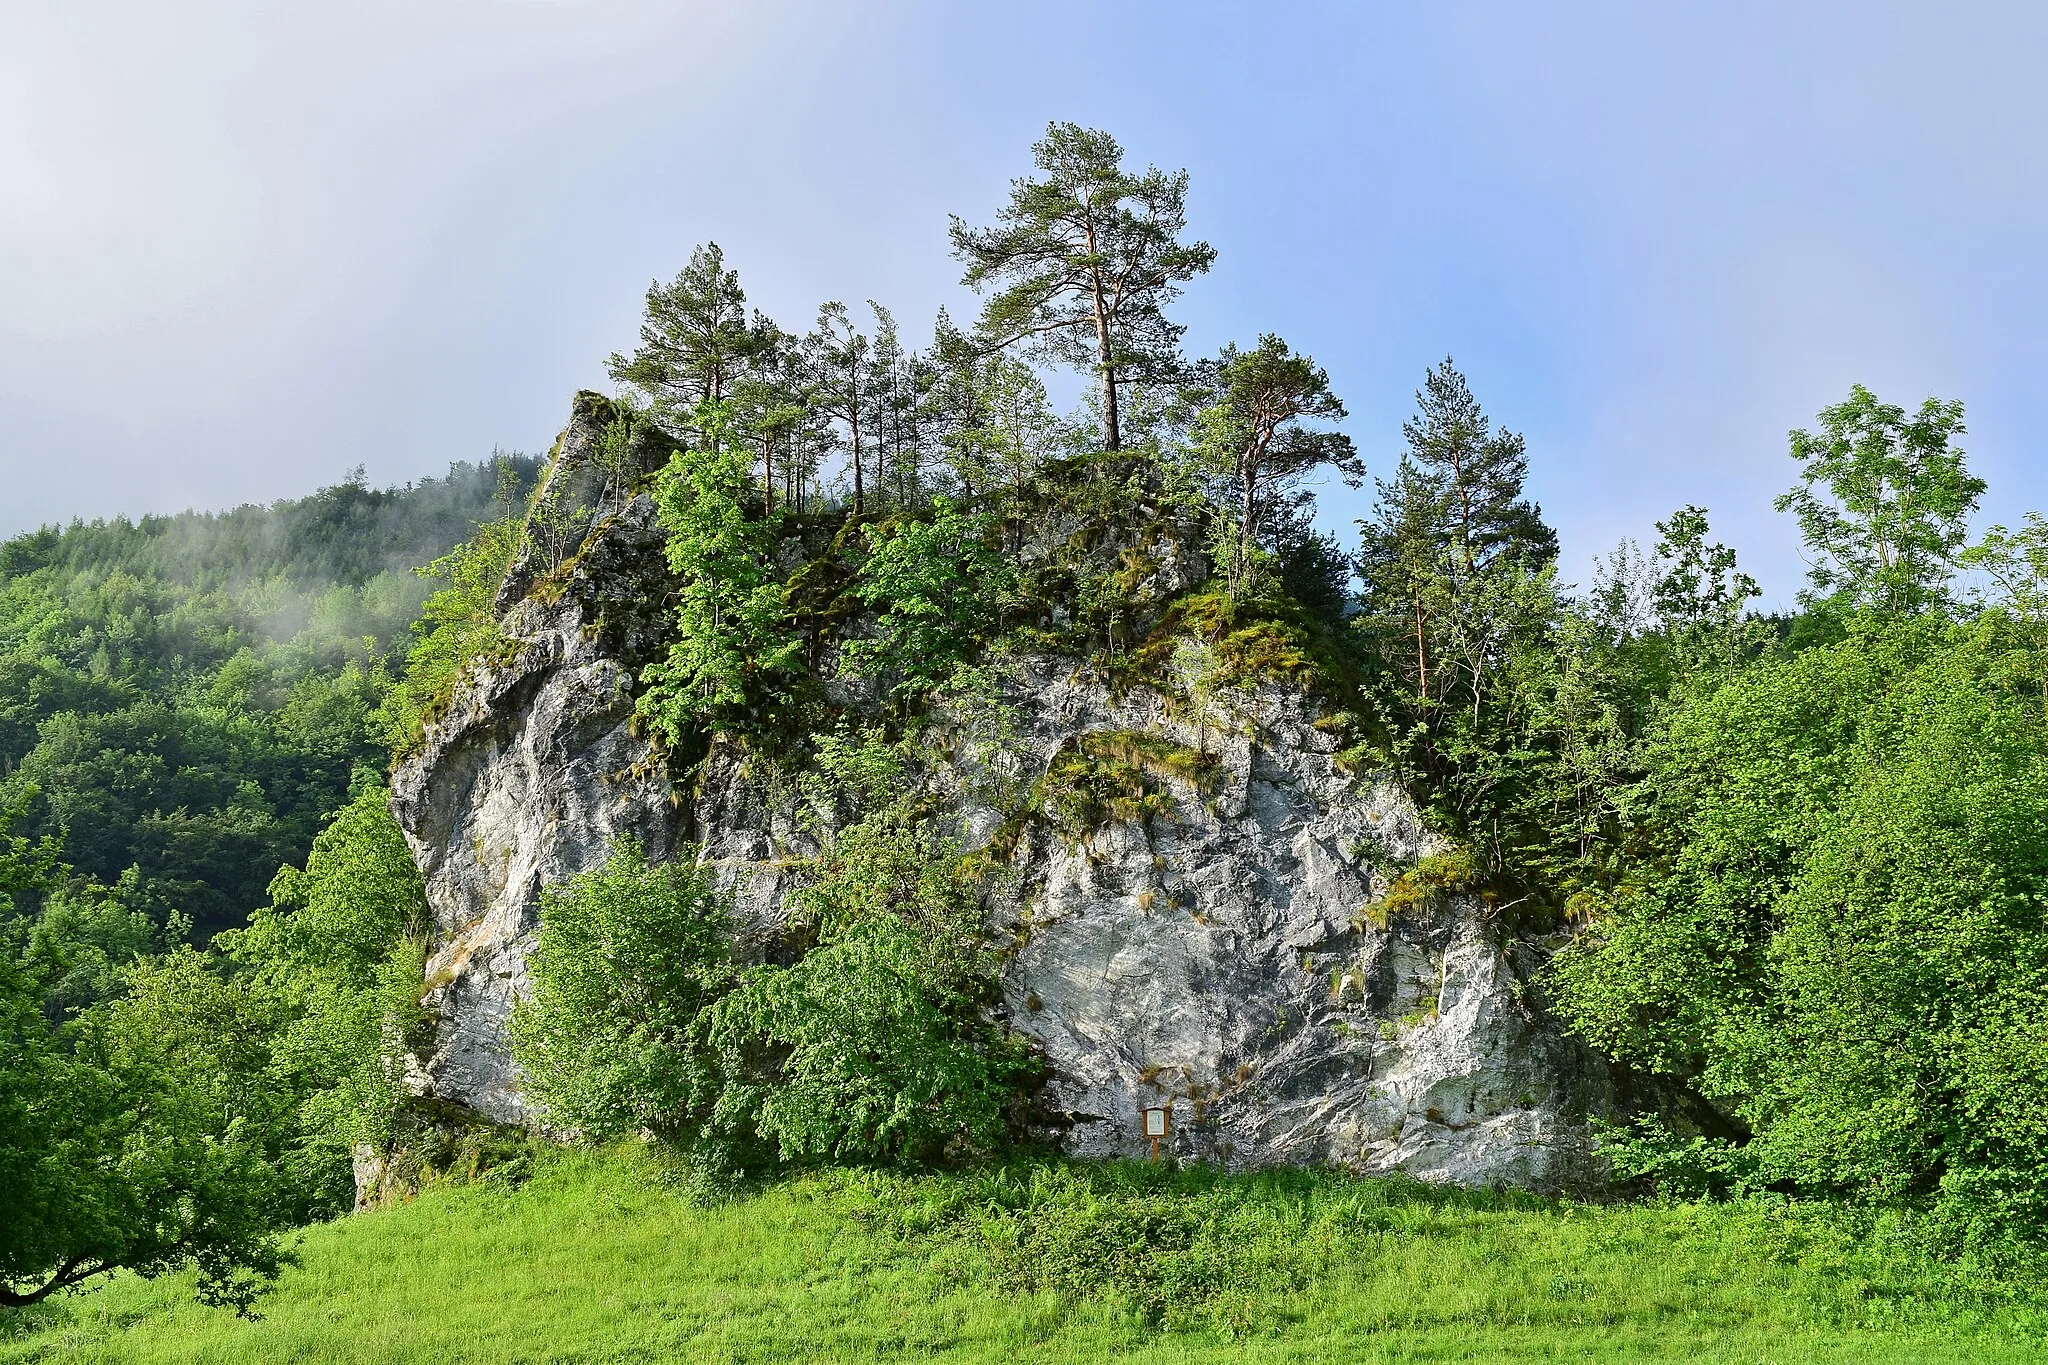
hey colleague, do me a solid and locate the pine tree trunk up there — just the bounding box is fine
[851,412,863,514]
[1086,222,1120,453]
[1101,363,1120,453]
[1414,597,1429,700]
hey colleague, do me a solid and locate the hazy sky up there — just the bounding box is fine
[6,1,2047,603]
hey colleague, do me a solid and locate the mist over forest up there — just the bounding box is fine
[0,457,536,938]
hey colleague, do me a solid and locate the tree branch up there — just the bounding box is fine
[0,1258,115,1308]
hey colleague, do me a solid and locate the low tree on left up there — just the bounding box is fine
[1,778,430,1312]
[0,792,289,1311]
[509,838,736,1145]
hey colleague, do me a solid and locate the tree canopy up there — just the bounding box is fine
[951,122,1215,453]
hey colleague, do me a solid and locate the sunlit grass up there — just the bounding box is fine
[5,1146,2046,1363]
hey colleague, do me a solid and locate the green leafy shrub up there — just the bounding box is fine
[1552,615,2048,1249]
[509,838,736,1144]
[217,781,431,1204]
[712,804,1036,1165]
[842,500,1015,699]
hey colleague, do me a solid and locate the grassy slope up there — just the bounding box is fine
[4,1149,2045,1364]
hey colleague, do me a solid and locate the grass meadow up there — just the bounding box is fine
[4,1146,2046,1363]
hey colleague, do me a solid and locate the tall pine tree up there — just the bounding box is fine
[802,302,880,514]
[1192,334,1361,598]
[608,243,770,419]
[1401,357,1556,580]
[951,122,1214,454]
[1360,358,1556,706]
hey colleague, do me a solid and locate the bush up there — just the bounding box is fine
[1552,614,2048,1247]
[711,805,1036,1165]
[510,839,735,1144]
[843,501,1015,699]
[217,782,431,1208]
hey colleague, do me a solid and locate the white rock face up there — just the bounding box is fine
[388,495,681,1126]
[957,660,1606,1190]
[390,423,1606,1189]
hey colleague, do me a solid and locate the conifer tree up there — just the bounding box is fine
[730,320,803,515]
[951,122,1215,453]
[802,302,879,513]
[1358,454,1454,700]
[924,311,994,500]
[1192,335,1361,597]
[608,243,769,418]
[861,304,931,507]
[925,312,1064,504]
[1359,360,1556,713]
[1401,358,1557,580]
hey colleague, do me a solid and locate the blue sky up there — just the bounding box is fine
[4,1,2046,604]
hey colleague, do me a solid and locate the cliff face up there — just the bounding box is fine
[954,663,1605,1187]
[387,406,683,1127]
[390,408,1607,1191]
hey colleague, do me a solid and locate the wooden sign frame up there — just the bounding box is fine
[1142,1104,1171,1160]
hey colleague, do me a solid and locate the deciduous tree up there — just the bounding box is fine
[638,401,800,743]
[1775,385,1982,614]
[1652,505,1762,673]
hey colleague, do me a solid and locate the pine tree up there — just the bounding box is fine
[1192,335,1361,597]
[924,310,994,501]
[1400,358,1557,581]
[1358,454,1455,700]
[1359,360,1556,713]
[731,327,805,518]
[802,302,879,513]
[951,123,1215,453]
[608,243,769,420]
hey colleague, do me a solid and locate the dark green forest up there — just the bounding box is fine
[9,121,2048,1323]
[0,459,536,942]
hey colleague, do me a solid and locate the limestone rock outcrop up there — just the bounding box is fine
[389,403,1608,1189]
[961,661,1606,1188]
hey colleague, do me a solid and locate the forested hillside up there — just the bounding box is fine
[8,120,2048,1349]
[0,458,537,940]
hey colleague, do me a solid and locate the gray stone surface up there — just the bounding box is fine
[390,416,1607,1190]
[388,491,680,1126]
[945,660,1607,1190]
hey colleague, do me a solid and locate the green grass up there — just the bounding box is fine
[5,1147,2047,1363]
